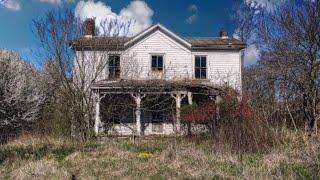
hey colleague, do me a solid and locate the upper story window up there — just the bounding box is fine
[195,56,207,79]
[151,55,163,71]
[109,55,120,79]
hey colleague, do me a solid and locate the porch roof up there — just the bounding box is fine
[91,79,223,95]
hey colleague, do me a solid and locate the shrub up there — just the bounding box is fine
[182,102,216,123]
[182,89,278,153]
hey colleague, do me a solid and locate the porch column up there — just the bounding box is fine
[187,92,193,135]
[171,92,186,133]
[187,92,193,105]
[215,95,222,122]
[131,93,146,136]
[94,93,101,135]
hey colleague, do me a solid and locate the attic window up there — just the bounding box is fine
[151,55,163,71]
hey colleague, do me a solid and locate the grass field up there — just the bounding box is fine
[0,132,319,179]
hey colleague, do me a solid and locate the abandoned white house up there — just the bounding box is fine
[72,19,246,136]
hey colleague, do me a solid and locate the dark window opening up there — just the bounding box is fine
[151,111,164,123]
[101,95,135,125]
[195,56,207,79]
[109,55,120,79]
[151,55,163,71]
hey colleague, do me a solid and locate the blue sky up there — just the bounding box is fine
[0,0,238,62]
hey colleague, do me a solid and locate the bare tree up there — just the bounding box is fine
[257,1,320,133]
[231,0,262,44]
[32,9,134,141]
[235,1,320,134]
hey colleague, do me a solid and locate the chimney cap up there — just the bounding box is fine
[219,30,228,39]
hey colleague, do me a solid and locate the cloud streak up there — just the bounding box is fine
[37,0,74,5]
[188,4,198,13]
[0,0,21,11]
[245,0,287,11]
[186,4,199,24]
[1,0,75,11]
[186,14,198,24]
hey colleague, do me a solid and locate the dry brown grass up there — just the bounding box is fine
[0,131,319,179]
[7,132,70,147]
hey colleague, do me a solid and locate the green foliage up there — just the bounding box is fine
[275,162,320,179]
[216,161,243,176]
[52,145,76,161]
[120,140,167,153]
[0,145,51,163]
[82,142,101,152]
[0,142,101,164]
[39,99,72,137]
[181,103,198,113]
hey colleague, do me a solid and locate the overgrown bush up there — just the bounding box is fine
[182,89,278,153]
[216,90,278,152]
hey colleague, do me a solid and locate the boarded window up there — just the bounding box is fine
[109,55,120,79]
[151,55,163,71]
[195,56,207,79]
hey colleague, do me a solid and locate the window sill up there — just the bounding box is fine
[193,78,210,82]
[108,77,121,81]
[151,68,164,72]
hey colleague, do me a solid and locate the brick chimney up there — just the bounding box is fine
[85,18,95,37]
[220,30,228,39]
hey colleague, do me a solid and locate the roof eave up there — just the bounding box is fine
[191,45,246,51]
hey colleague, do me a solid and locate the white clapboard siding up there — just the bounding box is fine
[123,31,193,80]
[192,51,242,90]
[76,29,242,91]
[74,51,109,89]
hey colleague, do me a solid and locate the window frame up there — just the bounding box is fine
[108,54,121,79]
[194,55,207,79]
[150,54,164,71]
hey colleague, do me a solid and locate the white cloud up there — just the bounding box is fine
[120,0,153,36]
[188,4,198,13]
[233,31,240,40]
[37,0,74,5]
[1,0,21,11]
[186,14,198,24]
[245,0,286,11]
[233,29,260,66]
[243,45,260,65]
[186,4,199,24]
[74,0,154,37]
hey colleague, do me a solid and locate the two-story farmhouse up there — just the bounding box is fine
[72,19,246,136]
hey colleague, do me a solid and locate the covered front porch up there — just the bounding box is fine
[92,80,221,136]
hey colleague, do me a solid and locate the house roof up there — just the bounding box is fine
[71,24,246,51]
[71,36,132,51]
[185,37,246,50]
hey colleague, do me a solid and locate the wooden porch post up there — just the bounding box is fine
[187,92,193,135]
[187,92,193,105]
[94,93,101,135]
[171,92,186,134]
[131,93,146,136]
